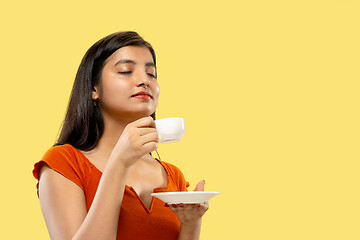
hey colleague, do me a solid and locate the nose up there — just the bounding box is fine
[135,70,150,87]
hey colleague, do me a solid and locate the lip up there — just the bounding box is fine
[131,91,153,99]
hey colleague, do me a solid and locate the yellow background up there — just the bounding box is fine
[1,0,359,239]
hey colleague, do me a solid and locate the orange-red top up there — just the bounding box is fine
[33,144,189,240]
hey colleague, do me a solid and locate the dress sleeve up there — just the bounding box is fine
[177,167,190,191]
[161,161,190,191]
[32,145,84,197]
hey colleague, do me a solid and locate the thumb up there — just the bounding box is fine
[193,180,205,191]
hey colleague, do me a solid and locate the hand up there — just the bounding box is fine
[166,180,209,226]
[109,116,159,169]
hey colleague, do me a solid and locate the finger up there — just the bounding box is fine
[198,202,209,211]
[167,204,180,213]
[169,203,203,210]
[178,204,197,210]
[194,180,205,191]
[130,116,155,128]
[139,132,159,145]
[141,141,158,155]
[187,203,209,213]
[136,127,158,137]
[173,203,208,220]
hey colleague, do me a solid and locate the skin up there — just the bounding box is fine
[38,46,208,240]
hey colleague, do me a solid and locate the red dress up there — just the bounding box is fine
[33,144,189,240]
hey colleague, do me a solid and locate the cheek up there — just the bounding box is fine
[100,78,129,106]
[152,83,160,99]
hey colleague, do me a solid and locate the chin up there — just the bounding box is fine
[127,109,156,119]
[138,106,156,116]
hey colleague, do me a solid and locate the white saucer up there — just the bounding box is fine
[151,191,220,204]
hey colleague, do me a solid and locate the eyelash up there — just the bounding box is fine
[118,71,157,79]
[147,73,157,79]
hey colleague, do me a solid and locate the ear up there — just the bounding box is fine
[92,86,99,100]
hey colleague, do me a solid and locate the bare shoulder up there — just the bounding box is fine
[38,163,87,240]
[39,163,84,194]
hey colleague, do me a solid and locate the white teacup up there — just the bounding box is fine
[154,118,185,143]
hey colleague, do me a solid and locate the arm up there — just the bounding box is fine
[39,162,129,240]
[167,180,209,240]
[38,117,158,240]
[177,207,206,240]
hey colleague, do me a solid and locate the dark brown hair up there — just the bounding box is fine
[56,31,156,150]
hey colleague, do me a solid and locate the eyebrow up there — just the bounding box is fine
[114,59,156,68]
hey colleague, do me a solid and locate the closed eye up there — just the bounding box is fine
[147,73,157,79]
[119,71,132,74]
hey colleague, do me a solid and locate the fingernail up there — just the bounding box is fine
[197,204,201,208]
[164,203,169,207]
[172,204,178,208]
[180,204,184,208]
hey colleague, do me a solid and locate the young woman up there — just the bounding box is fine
[32,31,208,240]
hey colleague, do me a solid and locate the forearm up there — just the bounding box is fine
[72,163,129,240]
[177,219,202,240]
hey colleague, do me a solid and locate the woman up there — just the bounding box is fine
[32,31,208,240]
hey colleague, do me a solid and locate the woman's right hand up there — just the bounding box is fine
[109,116,159,169]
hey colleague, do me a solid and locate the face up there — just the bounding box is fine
[92,46,159,121]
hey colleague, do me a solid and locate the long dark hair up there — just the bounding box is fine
[56,31,156,151]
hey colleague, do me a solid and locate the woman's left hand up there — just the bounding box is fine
[166,180,209,226]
